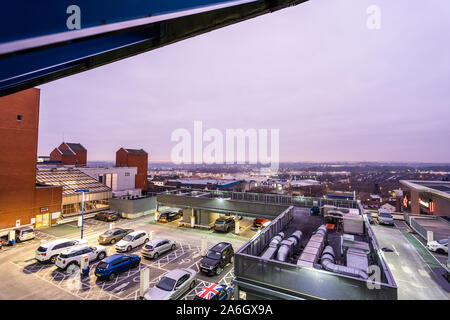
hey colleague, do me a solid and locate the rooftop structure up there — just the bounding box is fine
[400,180,450,216]
[116,147,148,191]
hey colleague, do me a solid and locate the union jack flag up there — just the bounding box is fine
[197,283,222,300]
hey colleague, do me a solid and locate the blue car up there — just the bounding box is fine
[95,254,140,280]
[194,283,233,300]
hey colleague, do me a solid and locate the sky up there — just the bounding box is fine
[37,0,450,163]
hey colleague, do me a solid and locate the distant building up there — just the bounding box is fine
[79,167,141,198]
[49,142,87,166]
[400,180,450,216]
[116,148,148,191]
[37,168,111,217]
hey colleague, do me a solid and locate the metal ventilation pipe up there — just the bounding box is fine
[321,245,368,279]
[276,239,294,262]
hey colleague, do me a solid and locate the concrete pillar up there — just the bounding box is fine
[109,222,114,229]
[190,215,195,228]
[140,268,150,299]
[149,231,154,241]
[201,236,207,256]
[427,231,434,243]
[235,220,240,235]
[154,210,159,222]
[234,285,240,300]
[77,216,82,227]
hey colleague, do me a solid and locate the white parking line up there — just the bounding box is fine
[401,266,412,274]
[418,269,430,278]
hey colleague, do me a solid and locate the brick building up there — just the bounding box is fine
[49,142,87,166]
[0,89,63,230]
[116,148,148,191]
[400,180,450,216]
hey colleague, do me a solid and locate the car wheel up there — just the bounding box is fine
[190,280,196,289]
[50,255,57,264]
[216,267,223,276]
[133,260,140,268]
[153,253,159,260]
[144,238,149,243]
[97,252,106,260]
[109,273,117,281]
[171,244,176,251]
[230,256,234,264]
[436,249,445,254]
[127,246,132,252]
[110,239,116,244]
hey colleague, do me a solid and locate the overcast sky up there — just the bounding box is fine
[37,0,450,163]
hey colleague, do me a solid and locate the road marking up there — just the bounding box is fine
[418,269,430,278]
[391,245,400,256]
[387,263,396,271]
[114,282,129,292]
[401,266,412,274]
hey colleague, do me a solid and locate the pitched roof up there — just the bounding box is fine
[124,148,147,155]
[65,142,86,151]
[57,148,76,156]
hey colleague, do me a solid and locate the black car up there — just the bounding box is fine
[365,212,375,224]
[158,211,182,223]
[95,211,120,222]
[214,217,235,232]
[199,242,234,276]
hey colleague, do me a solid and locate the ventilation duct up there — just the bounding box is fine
[321,245,368,279]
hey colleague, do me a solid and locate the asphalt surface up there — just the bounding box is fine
[0,214,247,300]
[372,224,449,300]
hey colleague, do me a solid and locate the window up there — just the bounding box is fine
[17,115,22,121]
[112,259,122,266]
[125,172,130,177]
[176,275,189,288]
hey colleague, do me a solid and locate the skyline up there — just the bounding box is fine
[37,0,450,163]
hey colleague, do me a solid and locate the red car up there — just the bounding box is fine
[253,218,271,228]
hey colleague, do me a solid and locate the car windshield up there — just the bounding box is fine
[156,276,176,291]
[103,230,114,236]
[59,252,72,258]
[438,239,448,245]
[379,212,391,218]
[37,246,47,252]
[97,262,109,269]
[144,244,153,249]
[206,250,221,260]
[123,235,133,241]
[215,220,225,224]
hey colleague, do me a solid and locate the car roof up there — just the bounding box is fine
[150,238,167,244]
[210,242,231,252]
[16,226,33,230]
[128,230,146,236]
[101,254,133,263]
[62,244,89,253]
[165,268,189,280]
[41,238,71,248]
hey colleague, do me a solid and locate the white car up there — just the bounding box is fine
[115,230,149,252]
[55,244,107,270]
[144,268,197,300]
[35,238,88,264]
[141,238,176,259]
[427,238,448,254]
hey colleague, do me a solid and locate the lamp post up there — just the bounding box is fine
[75,189,89,239]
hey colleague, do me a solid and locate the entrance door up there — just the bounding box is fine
[35,213,50,229]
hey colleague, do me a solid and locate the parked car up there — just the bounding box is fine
[199,242,234,276]
[427,238,448,254]
[310,206,320,216]
[214,217,235,233]
[158,211,182,223]
[95,254,141,280]
[98,228,134,245]
[115,230,149,252]
[144,268,196,300]
[55,244,107,270]
[141,238,176,259]
[35,238,88,264]
[15,226,35,242]
[95,211,120,222]
[377,210,394,226]
[253,218,271,228]
[365,212,375,224]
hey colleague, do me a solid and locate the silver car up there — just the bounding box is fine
[144,268,196,300]
[378,210,394,226]
[141,238,176,259]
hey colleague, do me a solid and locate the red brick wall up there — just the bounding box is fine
[59,143,87,166]
[0,89,63,229]
[116,148,148,190]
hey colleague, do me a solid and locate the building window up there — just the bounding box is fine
[125,172,130,176]
[17,115,22,121]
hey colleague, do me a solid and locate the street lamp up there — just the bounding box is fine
[75,189,89,239]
